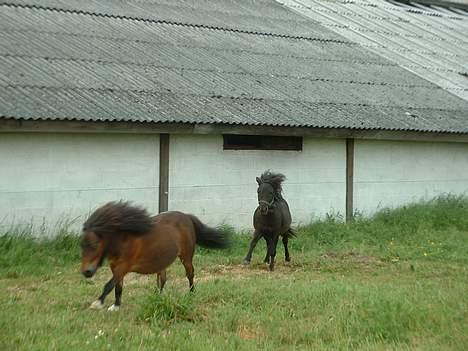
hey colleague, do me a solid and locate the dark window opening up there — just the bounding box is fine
[223,135,303,151]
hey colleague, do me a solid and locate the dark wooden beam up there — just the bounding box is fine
[158,134,170,213]
[1,119,468,143]
[346,139,354,222]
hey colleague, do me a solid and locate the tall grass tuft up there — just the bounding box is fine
[294,195,468,263]
[137,291,196,325]
[0,221,80,278]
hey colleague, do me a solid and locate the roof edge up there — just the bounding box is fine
[1,119,467,143]
[391,0,468,11]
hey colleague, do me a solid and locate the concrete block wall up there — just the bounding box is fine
[2,132,467,235]
[354,140,468,215]
[168,134,346,228]
[0,133,160,234]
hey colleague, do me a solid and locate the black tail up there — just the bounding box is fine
[189,215,231,249]
[286,228,296,238]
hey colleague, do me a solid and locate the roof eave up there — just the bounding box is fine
[1,118,468,143]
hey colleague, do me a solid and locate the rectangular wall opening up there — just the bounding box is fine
[223,135,303,151]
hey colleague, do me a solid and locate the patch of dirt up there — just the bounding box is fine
[237,324,265,340]
[200,262,305,281]
[6,286,23,293]
[121,262,304,288]
[321,251,381,263]
[124,273,152,286]
[85,257,324,293]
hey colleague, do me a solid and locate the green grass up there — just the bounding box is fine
[1,196,467,350]
[138,290,196,325]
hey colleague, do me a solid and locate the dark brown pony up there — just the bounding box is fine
[243,171,295,271]
[80,201,229,311]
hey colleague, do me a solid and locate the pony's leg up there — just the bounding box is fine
[108,266,126,311]
[263,237,269,263]
[108,279,123,311]
[182,259,195,292]
[269,235,280,271]
[157,270,167,293]
[282,235,291,262]
[90,278,115,309]
[243,231,263,265]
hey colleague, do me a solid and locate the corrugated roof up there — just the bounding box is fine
[0,0,467,134]
[279,0,468,101]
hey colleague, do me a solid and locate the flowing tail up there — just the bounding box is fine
[189,215,231,249]
[286,228,296,238]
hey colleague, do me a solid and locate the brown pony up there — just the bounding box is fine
[80,201,229,311]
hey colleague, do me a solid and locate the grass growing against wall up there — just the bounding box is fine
[1,196,467,350]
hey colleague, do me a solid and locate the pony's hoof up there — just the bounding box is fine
[243,259,251,265]
[89,300,104,310]
[107,304,120,312]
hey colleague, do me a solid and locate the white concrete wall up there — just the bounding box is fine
[0,133,159,235]
[5,132,465,235]
[168,134,346,228]
[354,140,468,215]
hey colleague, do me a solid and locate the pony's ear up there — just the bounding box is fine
[256,177,262,185]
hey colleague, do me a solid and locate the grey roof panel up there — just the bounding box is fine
[2,0,346,40]
[2,53,465,110]
[280,0,468,101]
[1,85,467,134]
[1,0,467,134]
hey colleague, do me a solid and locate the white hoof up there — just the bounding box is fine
[89,300,104,310]
[107,304,120,312]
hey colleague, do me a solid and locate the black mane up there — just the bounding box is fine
[260,171,286,194]
[83,201,153,236]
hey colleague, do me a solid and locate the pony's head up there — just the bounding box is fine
[80,201,153,278]
[80,230,106,278]
[256,171,286,215]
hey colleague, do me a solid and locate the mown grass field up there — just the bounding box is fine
[1,197,467,350]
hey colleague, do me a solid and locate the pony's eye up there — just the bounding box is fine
[80,239,96,250]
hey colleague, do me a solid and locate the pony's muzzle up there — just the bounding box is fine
[259,204,269,215]
[82,267,96,278]
[258,200,273,215]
